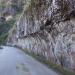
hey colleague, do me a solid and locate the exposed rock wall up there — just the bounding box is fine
[8,0,75,70]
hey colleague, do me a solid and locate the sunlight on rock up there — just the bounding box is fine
[6,15,13,21]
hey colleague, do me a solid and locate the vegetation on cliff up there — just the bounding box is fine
[0,0,25,45]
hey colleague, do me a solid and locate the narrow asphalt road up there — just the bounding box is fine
[0,46,59,75]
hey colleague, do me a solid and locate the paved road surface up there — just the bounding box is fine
[0,46,59,75]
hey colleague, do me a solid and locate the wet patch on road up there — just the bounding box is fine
[16,62,31,75]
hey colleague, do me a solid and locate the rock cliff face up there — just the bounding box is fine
[8,0,75,70]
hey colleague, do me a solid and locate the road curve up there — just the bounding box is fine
[0,46,59,75]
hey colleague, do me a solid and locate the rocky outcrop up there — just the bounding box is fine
[8,0,75,70]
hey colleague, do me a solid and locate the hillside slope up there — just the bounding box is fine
[0,0,25,44]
